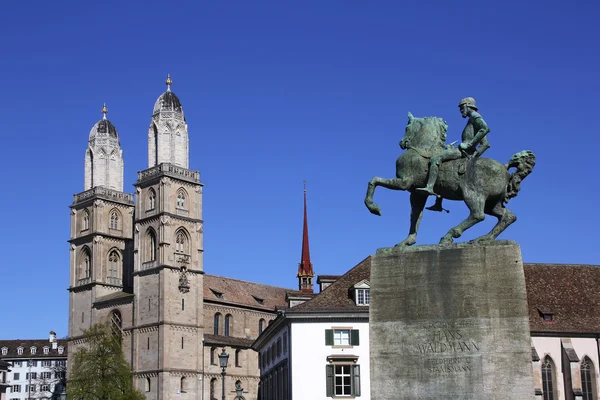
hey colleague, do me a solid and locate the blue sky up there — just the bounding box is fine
[1,0,598,339]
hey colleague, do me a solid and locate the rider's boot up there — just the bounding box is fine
[426,198,445,212]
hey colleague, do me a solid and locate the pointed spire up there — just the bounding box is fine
[101,102,108,120]
[165,73,172,92]
[298,181,315,293]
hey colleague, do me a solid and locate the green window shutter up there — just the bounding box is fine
[326,364,334,397]
[325,329,333,345]
[350,329,360,346]
[352,364,361,396]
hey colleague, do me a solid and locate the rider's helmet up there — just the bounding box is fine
[458,97,478,111]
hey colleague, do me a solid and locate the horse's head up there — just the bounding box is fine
[400,112,448,154]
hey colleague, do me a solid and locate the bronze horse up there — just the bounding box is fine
[364,113,535,246]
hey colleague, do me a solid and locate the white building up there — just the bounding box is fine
[0,332,67,400]
[254,257,600,400]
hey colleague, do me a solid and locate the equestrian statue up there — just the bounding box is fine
[364,97,536,247]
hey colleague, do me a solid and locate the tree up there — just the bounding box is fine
[67,323,145,400]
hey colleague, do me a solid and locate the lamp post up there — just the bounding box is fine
[218,348,229,400]
[234,381,245,400]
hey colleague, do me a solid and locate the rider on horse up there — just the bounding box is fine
[418,97,491,211]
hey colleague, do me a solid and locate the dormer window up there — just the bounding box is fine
[58,346,64,355]
[43,346,49,355]
[210,289,224,299]
[537,308,554,322]
[1,347,7,355]
[253,296,265,305]
[353,279,370,306]
[17,347,23,355]
[30,346,37,355]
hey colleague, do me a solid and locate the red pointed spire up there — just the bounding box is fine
[298,181,315,293]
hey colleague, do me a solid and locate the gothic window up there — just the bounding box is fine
[542,356,556,400]
[108,251,120,279]
[144,378,150,392]
[109,210,120,230]
[110,310,122,339]
[180,377,186,393]
[176,189,186,209]
[214,313,222,335]
[175,229,189,254]
[210,378,217,399]
[147,230,157,261]
[80,247,92,279]
[581,357,597,400]
[259,318,265,334]
[147,189,156,210]
[225,314,232,337]
[82,209,90,230]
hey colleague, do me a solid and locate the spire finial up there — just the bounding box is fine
[165,73,172,92]
[101,102,108,120]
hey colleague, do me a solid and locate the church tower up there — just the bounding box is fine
[297,183,315,293]
[68,104,135,350]
[132,76,204,399]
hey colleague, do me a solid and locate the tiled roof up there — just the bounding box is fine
[203,275,303,311]
[290,256,371,312]
[525,263,600,334]
[0,339,67,358]
[203,334,254,349]
[290,257,600,334]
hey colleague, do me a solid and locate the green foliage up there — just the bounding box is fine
[67,323,145,400]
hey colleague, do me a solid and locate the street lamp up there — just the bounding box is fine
[234,381,245,400]
[218,348,229,400]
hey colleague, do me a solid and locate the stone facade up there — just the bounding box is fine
[68,80,299,400]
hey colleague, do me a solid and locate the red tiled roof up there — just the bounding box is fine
[525,263,600,334]
[203,275,302,311]
[0,339,68,358]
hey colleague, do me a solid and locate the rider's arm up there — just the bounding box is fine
[475,136,490,157]
[468,116,490,150]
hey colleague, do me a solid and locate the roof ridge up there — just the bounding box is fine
[204,274,294,291]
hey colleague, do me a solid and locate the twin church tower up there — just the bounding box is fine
[67,75,317,399]
[68,76,206,399]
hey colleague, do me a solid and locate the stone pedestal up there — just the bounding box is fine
[370,241,534,400]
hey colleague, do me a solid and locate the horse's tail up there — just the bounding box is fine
[505,150,536,203]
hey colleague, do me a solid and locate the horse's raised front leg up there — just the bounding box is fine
[440,195,485,244]
[396,192,428,247]
[364,176,411,216]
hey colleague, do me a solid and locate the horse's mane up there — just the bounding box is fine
[417,116,448,148]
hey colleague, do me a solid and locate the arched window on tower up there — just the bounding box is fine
[108,250,121,284]
[180,377,186,393]
[214,313,222,335]
[79,247,92,283]
[259,318,265,335]
[176,189,186,209]
[109,210,120,230]
[175,229,189,254]
[210,378,217,399]
[110,310,122,340]
[147,189,156,210]
[542,356,556,400]
[225,314,232,337]
[581,356,597,400]
[82,209,90,231]
[147,230,157,262]
[144,378,150,392]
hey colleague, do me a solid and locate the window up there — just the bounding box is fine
[80,248,91,279]
[147,189,156,210]
[325,329,359,347]
[147,337,150,350]
[225,314,232,337]
[176,189,186,208]
[82,209,90,230]
[41,384,50,392]
[57,346,64,355]
[26,373,37,380]
[108,250,120,279]
[181,298,185,311]
[27,360,37,367]
[43,346,49,354]
[27,384,36,392]
[542,356,555,400]
[56,360,66,367]
[109,210,120,230]
[180,377,186,393]
[356,288,370,305]
[13,361,22,367]
[30,346,36,354]
[259,319,265,335]
[210,347,217,365]
[13,373,19,380]
[581,357,597,400]
[210,378,217,399]
[41,372,51,379]
[283,331,288,353]
[110,310,122,338]
[41,360,51,367]
[326,364,361,397]
[147,230,157,261]
[214,313,221,335]
[1,347,6,355]
[235,349,241,367]
[175,229,188,254]
[11,385,20,393]
[17,347,23,355]
[145,378,151,392]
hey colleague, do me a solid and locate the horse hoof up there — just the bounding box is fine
[366,204,382,216]
[439,237,453,245]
